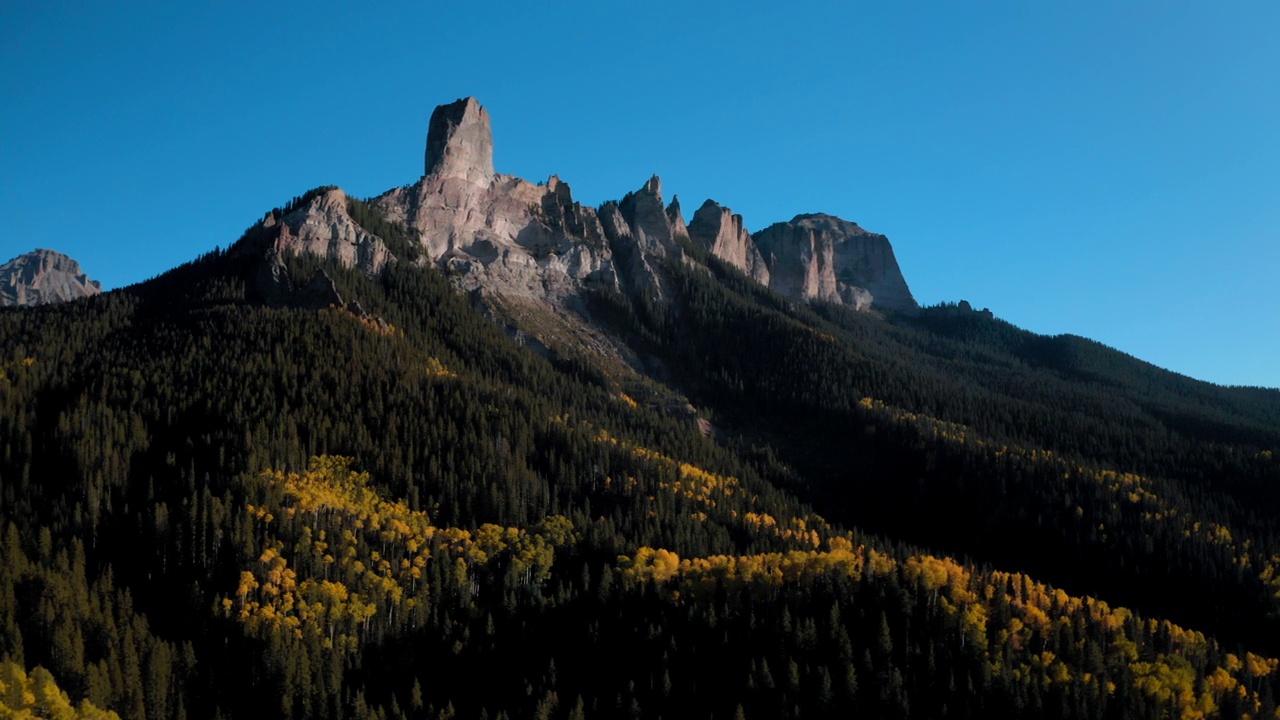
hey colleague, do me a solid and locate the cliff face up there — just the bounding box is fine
[0,249,102,307]
[687,200,771,286]
[424,97,495,188]
[362,101,602,300]
[755,214,917,313]
[373,167,621,303]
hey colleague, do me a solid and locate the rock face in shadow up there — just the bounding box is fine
[619,176,677,256]
[603,176,685,302]
[0,249,102,307]
[688,200,771,286]
[666,196,690,242]
[755,214,917,313]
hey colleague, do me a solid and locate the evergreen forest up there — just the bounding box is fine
[2,192,1279,719]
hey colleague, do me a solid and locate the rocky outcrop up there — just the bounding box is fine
[754,214,916,313]
[374,98,619,303]
[601,176,687,301]
[379,99,920,316]
[254,257,381,320]
[295,268,346,311]
[666,197,689,242]
[269,188,395,276]
[0,249,102,307]
[618,176,677,257]
[425,97,495,188]
[257,97,917,323]
[687,200,770,285]
[598,198,660,302]
[375,169,619,300]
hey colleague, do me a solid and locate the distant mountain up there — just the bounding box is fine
[0,249,101,307]
[2,97,1278,720]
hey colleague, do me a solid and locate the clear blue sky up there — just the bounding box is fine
[3,2,1277,388]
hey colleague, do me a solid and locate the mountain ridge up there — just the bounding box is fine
[256,97,917,325]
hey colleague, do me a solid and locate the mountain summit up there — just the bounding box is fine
[0,249,102,307]
[424,96,495,187]
[756,213,917,313]
[260,97,917,332]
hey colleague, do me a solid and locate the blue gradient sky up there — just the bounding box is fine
[3,2,1277,388]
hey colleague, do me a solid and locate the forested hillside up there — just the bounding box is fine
[2,195,1278,719]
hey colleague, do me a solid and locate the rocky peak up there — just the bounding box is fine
[755,213,917,313]
[0,249,102,307]
[687,200,770,285]
[618,175,675,255]
[666,196,689,241]
[371,99,619,303]
[546,175,573,204]
[424,97,495,188]
[270,187,394,276]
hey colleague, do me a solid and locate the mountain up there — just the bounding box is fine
[687,199,771,286]
[0,249,102,307]
[1,97,1278,720]
[273,97,914,316]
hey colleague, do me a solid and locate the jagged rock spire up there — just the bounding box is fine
[425,97,495,188]
[688,200,770,285]
[666,195,689,240]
